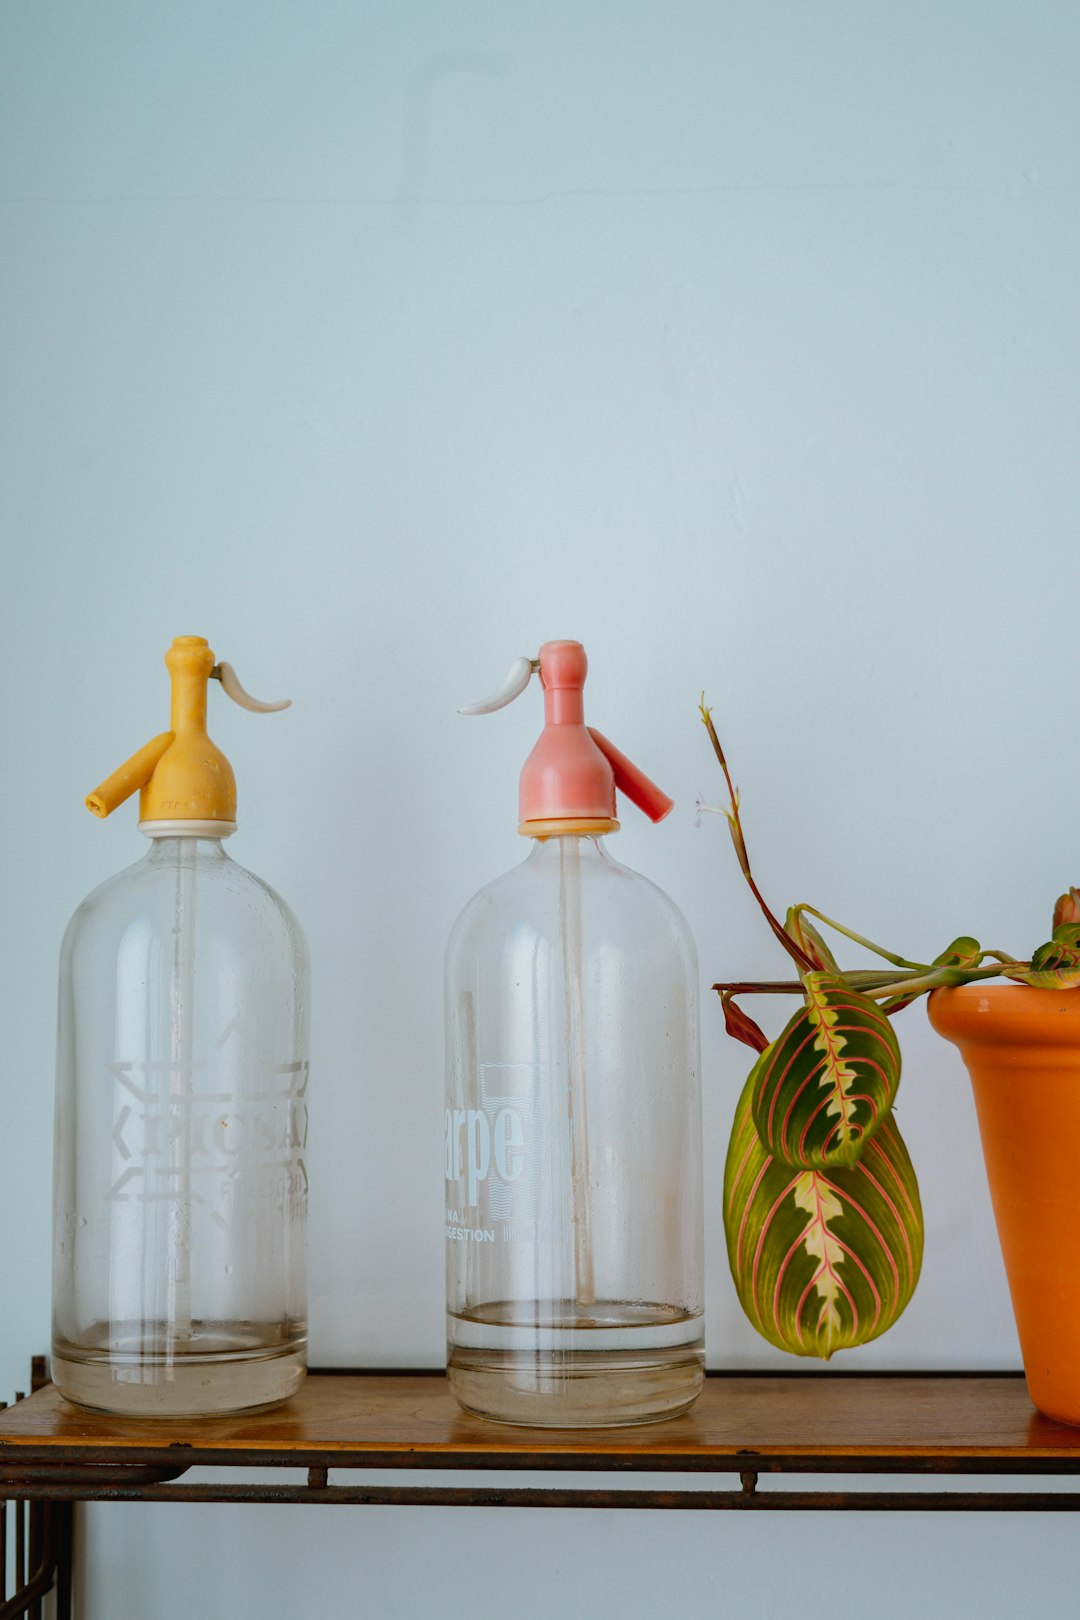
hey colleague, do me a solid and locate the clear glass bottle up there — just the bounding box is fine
[52,637,309,1415]
[446,643,704,1426]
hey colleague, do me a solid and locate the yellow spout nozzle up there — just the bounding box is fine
[86,732,174,818]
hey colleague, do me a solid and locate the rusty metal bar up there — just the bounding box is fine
[0,1500,50,1620]
[54,1503,73,1620]
[26,1501,40,1620]
[3,1480,1080,1510]
[13,1501,23,1601]
[0,1465,188,1489]
[0,1500,75,1620]
[0,1550,60,1620]
[6,1445,1080,1478]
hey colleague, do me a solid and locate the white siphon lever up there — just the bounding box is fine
[458,656,539,716]
[212,662,291,713]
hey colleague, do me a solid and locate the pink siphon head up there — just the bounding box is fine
[517,640,673,835]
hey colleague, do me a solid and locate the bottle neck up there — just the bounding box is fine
[526,834,613,867]
[143,835,229,862]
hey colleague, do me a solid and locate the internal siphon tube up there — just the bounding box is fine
[166,839,197,1356]
[559,837,594,1311]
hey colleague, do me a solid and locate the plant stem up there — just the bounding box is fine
[790,904,929,971]
[714,969,925,996]
[699,701,1033,1009]
[859,962,1026,1000]
[714,958,1030,1002]
[700,702,818,974]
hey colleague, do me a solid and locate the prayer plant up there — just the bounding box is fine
[700,702,1080,1359]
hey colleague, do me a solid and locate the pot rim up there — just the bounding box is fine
[929,982,1080,1045]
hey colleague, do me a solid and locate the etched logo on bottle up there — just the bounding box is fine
[445,1062,538,1240]
[104,1020,309,1213]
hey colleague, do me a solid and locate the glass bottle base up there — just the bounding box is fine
[446,1302,705,1427]
[52,1324,307,1417]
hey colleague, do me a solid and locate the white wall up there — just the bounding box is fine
[3,2,1080,1614]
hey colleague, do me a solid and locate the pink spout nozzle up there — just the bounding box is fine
[587,729,673,824]
[509,640,672,835]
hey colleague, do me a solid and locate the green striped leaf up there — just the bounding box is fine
[724,1074,924,1358]
[933,936,981,968]
[749,972,901,1170]
[1007,932,1080,990]
[784,908,839,971]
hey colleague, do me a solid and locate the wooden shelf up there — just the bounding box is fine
[3,1372,1080,1496]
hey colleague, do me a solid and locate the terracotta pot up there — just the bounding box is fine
[929,984,1080,1425]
